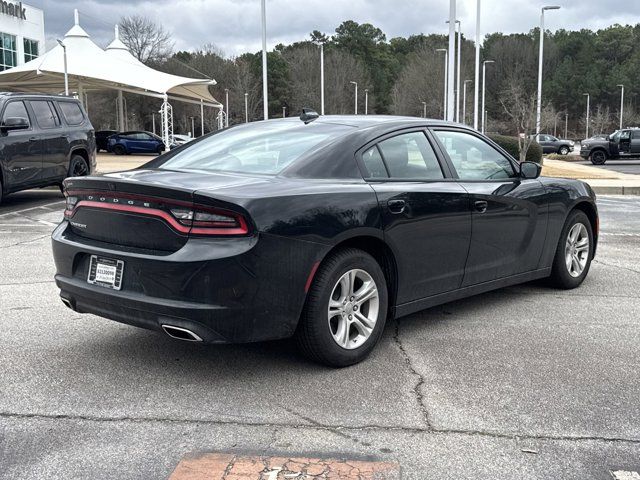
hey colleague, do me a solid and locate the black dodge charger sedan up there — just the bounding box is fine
[52,114,598,367]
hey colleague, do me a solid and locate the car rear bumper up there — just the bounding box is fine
[52,221,326,343]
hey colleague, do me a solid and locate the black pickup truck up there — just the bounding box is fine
[580,129,640,164]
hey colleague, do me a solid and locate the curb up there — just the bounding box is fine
[589,185,640,196]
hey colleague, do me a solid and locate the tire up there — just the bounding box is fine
[548,210,593,289]
[113,144,126,155]
[590,150,607,165]
[68,155,89,178]
[156,146,164,155]
[559,146,570,155]
[295,248,388,367]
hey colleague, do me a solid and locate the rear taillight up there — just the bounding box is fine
[169,206,248,235]
[64,190,249,236]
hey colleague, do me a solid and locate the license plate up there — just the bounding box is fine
[87,255,124,290]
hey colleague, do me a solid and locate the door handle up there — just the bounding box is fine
[28,136,38,142]
[387,199,406,214]
[474,200,488,213]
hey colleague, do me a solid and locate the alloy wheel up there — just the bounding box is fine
[565,223,589,277]
[327,269,379,350]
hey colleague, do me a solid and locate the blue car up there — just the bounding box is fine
[107,131,165,155]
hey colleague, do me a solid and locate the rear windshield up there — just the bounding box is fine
[158,121,352,175]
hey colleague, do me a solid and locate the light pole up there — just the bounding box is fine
[282,106,286,118]
[224,88,229,127]
[536,5,561,135]
[350,81,358,114]
[618,84,624,130]
[422,101,427,118]
[564,112,568,139]
[447,19,462,122]
[244,92,248,123]
[473,0,481,130]
[436,48,448,120]
[189,116,195,137]
[463,79,472,125]
[481,60,494,134]
[316,41,325,115]
[446,0,456,121]
[364,89,369,115]
[583,93,590,139]
[260,0,268,120]
[57,39,69,96]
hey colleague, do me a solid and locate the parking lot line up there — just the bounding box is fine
[610,471,640,480]
[0,201,65,218]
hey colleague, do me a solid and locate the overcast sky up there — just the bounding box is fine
[31,0,640,56]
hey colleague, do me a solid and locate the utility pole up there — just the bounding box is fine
[583,93,590,139]
[618,84,624,130]
[224,88,229,127]
[364,89,368,115]
[436,49,448,120]
[422,101,427,118]
[244,92,249,123]
[536,5,561,135]
[473,0,481,130]
[260,0,268,120]
[447,0,456,122]
[463,79,472,125]
[350,81,358,114]
[481,60,494,134]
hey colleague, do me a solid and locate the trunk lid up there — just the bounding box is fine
[62,169,258,252]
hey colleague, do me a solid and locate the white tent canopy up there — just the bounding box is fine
[0,10,222,146]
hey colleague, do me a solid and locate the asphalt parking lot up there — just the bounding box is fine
[0,193,639,479]
[576,158,640,175]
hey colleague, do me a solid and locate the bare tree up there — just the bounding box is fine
[590,105,612,135]
[119,15,174,64]
[499,77,539,162]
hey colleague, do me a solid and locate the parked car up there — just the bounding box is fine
[580,128,640,164]
[531,134,574,155]
[0,92,95,205]
[95,130,118,152]
[53,114,598,366]
[107,131,165,155]
[172,134,193,146]
[169,134,193,150]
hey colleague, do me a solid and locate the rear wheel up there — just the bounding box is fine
[295,248,388,367]
[113,144,126,155]
[156,146,164,155]
[590,150,607,165]
[68,155,89,178]
[548,210,593,289]
[559,146,569,155]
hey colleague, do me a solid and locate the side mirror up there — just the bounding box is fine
[1,117,29,131]
[520,161,541,179]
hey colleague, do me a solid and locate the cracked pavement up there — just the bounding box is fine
[0,190,639,479]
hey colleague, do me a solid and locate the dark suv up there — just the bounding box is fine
[0,92,96,204]
[580,128,640,164]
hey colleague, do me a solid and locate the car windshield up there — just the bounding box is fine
[158,121,352,175]
[610,130,621,141]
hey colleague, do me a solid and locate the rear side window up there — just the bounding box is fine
[632,131,640,139]
[58,101,84,125]
[361,146,388,178]
[377,131,444,180]
[2,101,29,126]
[30,100,60,128]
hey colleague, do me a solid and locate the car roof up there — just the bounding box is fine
[276,114,461,130]
[0,92,81,102]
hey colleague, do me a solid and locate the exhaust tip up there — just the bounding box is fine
[161,324,203,342]
[61,297,74,310]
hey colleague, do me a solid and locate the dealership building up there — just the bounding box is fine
[0,1,44,70]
